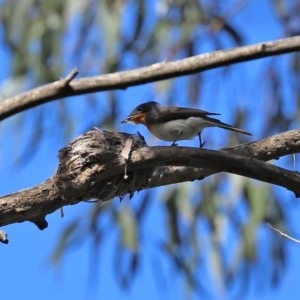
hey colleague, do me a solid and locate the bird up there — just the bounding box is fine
[122,101,252,147]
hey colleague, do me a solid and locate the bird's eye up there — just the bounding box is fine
[137,106,142,112]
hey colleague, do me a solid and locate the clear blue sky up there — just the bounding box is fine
[1,1,300,299]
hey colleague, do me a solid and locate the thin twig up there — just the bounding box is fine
[0,230,8,244]
[61,68,79,85]
[267,222,300,244]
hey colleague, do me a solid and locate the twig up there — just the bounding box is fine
[267,222,300,244]
[0,230,8,244]
[61,68,79,85]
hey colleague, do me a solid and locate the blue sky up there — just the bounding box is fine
[1,1,300,299]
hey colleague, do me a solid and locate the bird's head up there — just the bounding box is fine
[122,101,159,124]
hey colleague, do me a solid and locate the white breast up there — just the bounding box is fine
[148,117,212,141]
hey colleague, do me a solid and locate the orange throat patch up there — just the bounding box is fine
[127,113,146,124]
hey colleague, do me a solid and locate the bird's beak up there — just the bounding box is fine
[121,113,146,124]
[121,116,132,123]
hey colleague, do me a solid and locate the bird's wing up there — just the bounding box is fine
[147,106,220,123]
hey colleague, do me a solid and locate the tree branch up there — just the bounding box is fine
[1,129,300,231]
[0,36,300,121]
[149,129,300,187]
[131,146,300,194]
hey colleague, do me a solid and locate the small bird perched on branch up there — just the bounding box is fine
[122,101,252,147]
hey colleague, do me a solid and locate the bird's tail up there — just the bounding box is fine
[206,118,252,136]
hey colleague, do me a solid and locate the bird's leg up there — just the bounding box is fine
[171,131,182,146]
[198,132,206,148]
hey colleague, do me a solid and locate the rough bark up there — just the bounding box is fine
[1,129,300,238]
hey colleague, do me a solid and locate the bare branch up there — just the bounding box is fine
[1,129,300,230]
[0,36,300,121]
[150,129,300,187]
[129,146,300,195]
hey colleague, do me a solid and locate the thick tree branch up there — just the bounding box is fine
[130,147,300,194]
[1,129,300,231]
[0,36,300,121]
[149,129,300,187]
